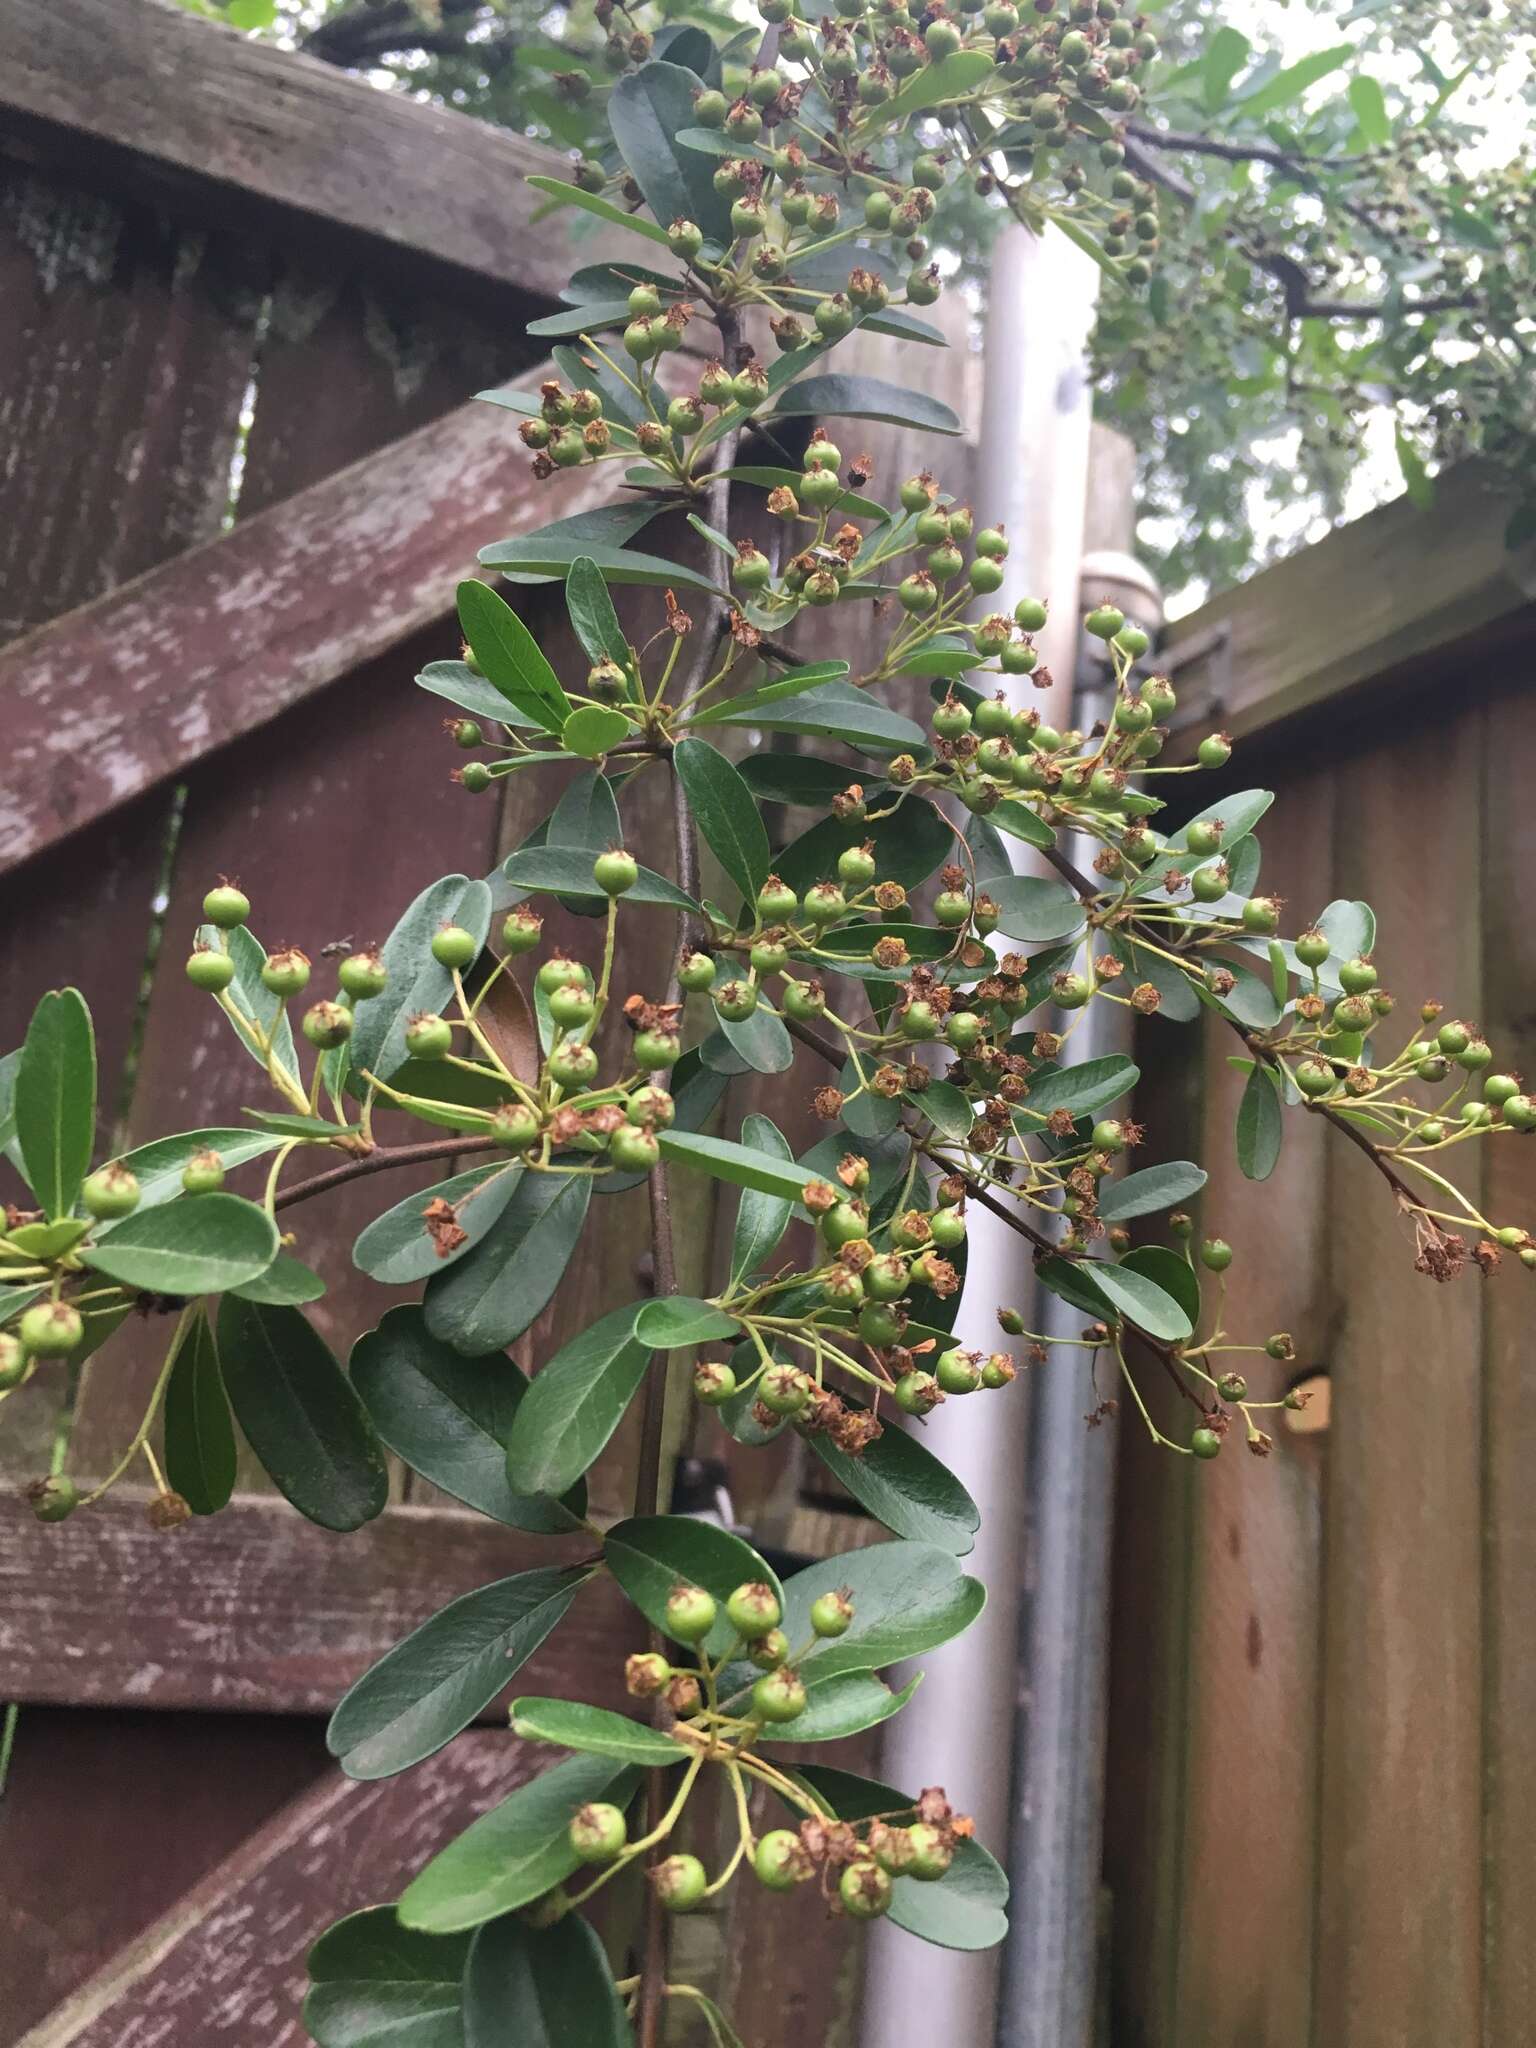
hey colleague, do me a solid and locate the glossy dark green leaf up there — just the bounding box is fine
[986,799,1056,851]
[1120,1245,1203,1332]
[737,753,877,807]
[506,1304,650,1497]
[217,1296,388,1532]
[417,659,530,723]
[1107,931,1202,1022]
[480,538,717,592]
[883,46,996,119]
[566,554,633,675]
[1237,1064,1284,1182]
[353,1304,583,1531]
[775,1542,984,1681]
[705,683,927,755]
[526,298,631,338]
[82,1192,279,1294]
[229,1250,326,1305]
[728,1114,795,1285]
[608,61,735,242]
[1016,1055,1140,1124]
[457,581,571,732]
[162,1309,236,1516]
[767,1670,921,1745]
[353,1164,524,1285]
[525,173,671,247]
[689,661,856,727]
[806,1417,979,1555]
[562,706,633,759]
[305,1908,470,2048]
[605,1513,781,1658]
[908,1080,974,1145]
[1099,1160,1208,1223]
[791,1766,1009,1951]
[771,373,961,437]
[462,1914,632,2048]
[632,1296,740,1349]
[1042,1253,1192,1343]
[976,874,1085,943]
[424,1174,593,1356]
[717,1002,794,1075]
[328,1566,590,1781]
[500,846,702,913]
[348,875,493,1086]
[672,738,772,903]
[398,1755,642,1933]
[1201,22,1251,108]
[1205,956,1283,1031]
[658,1129,831,1204]
[15,988,95,1218]
[509,1698,687,1766]
[199,923,302,1081]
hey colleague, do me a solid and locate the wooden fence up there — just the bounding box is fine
[0,3,993,2039]
[1103,462,1536,2048]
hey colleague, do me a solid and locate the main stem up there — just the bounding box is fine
[634,302,743,2048]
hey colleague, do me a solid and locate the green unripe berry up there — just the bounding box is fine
[1456,1036,1493,1071]
[751,1627,790,1670]
[633,1028,680,1072]
[726,1581,782,1638]
[261,946,312,996]
[202,883,250,928]
[755,1829,812,1891]
[1217,1372,1248,1402]
[693,1359,736,1406]
[665,1582,717,1644]
[713,980,759,1023]
[933,696,973,739]
[840,1859,895,1918]
[21,1301,85,1358]
[82,1164,141,1220]
[969,557,1004,595]
[27,1473,79,1521]
[302,1001,352,1050]
[569,1802,628,1864]
[490,1103,541,1150]
[1436,1019,1471,1056]
[1200,1237,1233,1272]
[1242,896,1281,935]
[404,1012,453,1061]
[1053,972,1092,1010]
[654,1854,708,1912]
[1198,732,1233,769]
[185,948,236,992]
[1085,601,1125,640]
[809,1589,855,1639]
[1091,1118,1128,1154]
[1338,956,1378,995]
[752,1667,808,1723]
[803,882,847,925]
[500,910,542,956]
[1184,818,1224,858]
[898,572,939,615]
[928,1207,966,1250]
[760,1364,813,1416]
[338,949,387,999]
[935,1346,981,1394]
[782,978,827,1021]
[1191,1427,1222,1460]
[906,1822,954,1881]
[181,1148,225,1194]
[547,1037,600,1088]
[547,983,596,1031]
[593,848,639,896]
[669,218,704,259]
[1295,928,1330,968]
[894,1369,943,1416]
[607,1124,660,1172]
[837,843,878,888]
[0,1333,27,1391]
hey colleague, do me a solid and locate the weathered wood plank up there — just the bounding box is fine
[1162,462,1536,749]
[0,1491,634,1715]
[1312,708,1484,2047]
[14,1729,530,2048]
[0,1707,325,2040]
[1478,684,1536,2047]
[0,377,617,871]
[0,0,625,312]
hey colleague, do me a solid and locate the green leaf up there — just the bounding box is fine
[327,1567,589,1781]
[806,1417,979,1555]
[632,1296,740,1349]
[658,1129,833,1204]
[770,1670,921,1744]
[1237,1064,1284,1181]
[986,799,1056,851]
[305,1908,469,2048]
[509,1697,687,1767]
[462,1915,632,2048]
[689,661,855,728]
[500,846,702,913]
[82,1192,279,1294]
[1205,957,1282,1032]
[1201,23,1251,109]
[608,61,735,243]
[353,1164,524,1285]
[883,48,996,120]
[1237,44,1351,120]
[717,1003,795,1075]
[728,1114,795,1286]
[771,373,961,437]
[566,555,633,676]
[791,1766,1009,1951]
[162,1309,236,1516]
[352,1304,583,1532]
[704,682,927,755]
[1395,426,1433,510]
[1016,1055,1140,1123]
[195,924,301,1084]
[349,875,493,1086]
[1119,1244,1202,1331]
[605,1513,781,1657]
[977,874,1085,943]
[1046,1255,1192,1343]
[738,753,875,807]
[1099,1161,1208,1223]
[525,173,671,246]
[1348,73,1391,147]
[217,1297,388,1531]
[769,795,950,900]
[399,1755,642,1933]
[229,1251,326,1305]
[481,537,717,593]
[505,1305,651,1498]
[672,738,772,902]
[562,706,633,759]
[775,1542,984,1681]
[457,581,571,733]
[15,988,95,1218]
[425,1174,593,1356]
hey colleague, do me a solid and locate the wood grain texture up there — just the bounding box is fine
[1312,709,1485,2047]
[0,1707,325,2039]
[14,1728,530,2048]
[0,372,615,870]
[1161,462,1536,748]
[0,0,626,311]
[1476,685,1535,2048]
[0,1490,634,1715]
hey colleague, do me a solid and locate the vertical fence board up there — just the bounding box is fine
[1478,688,1535,2048]
[1313,707,1484,2048]
[1171,767,1334,2047]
